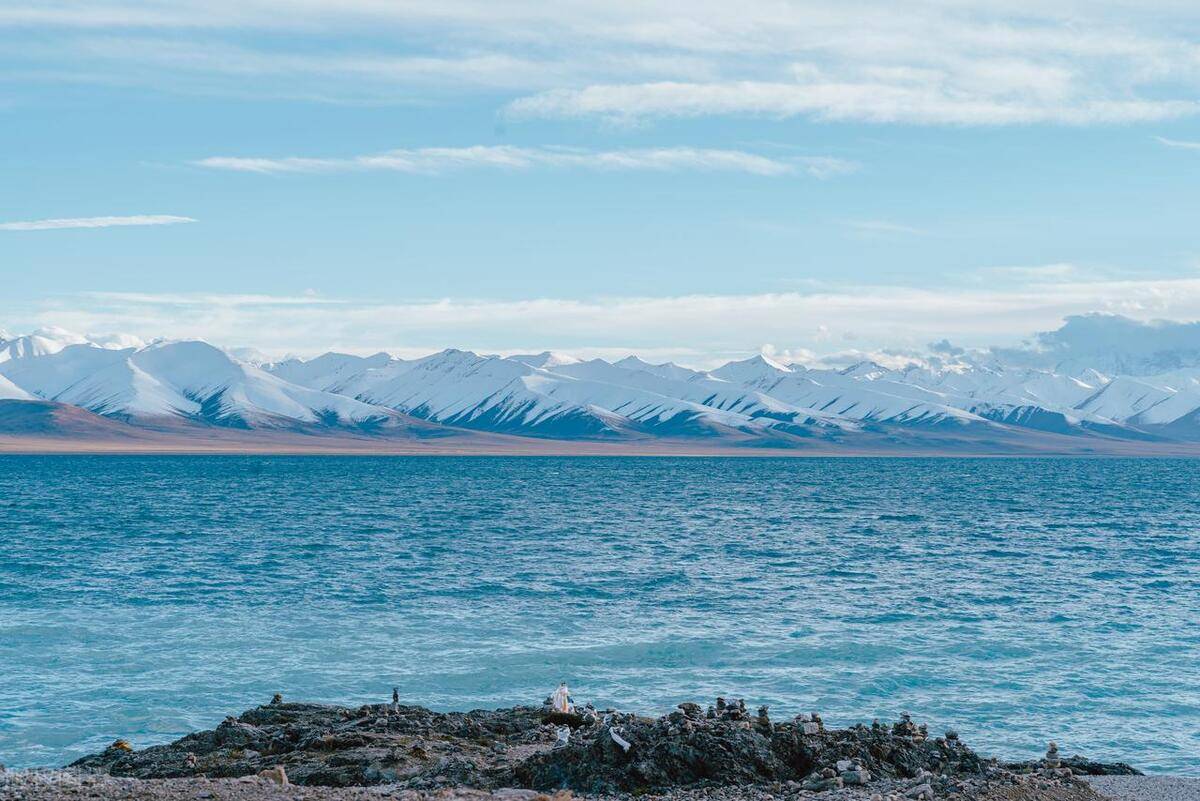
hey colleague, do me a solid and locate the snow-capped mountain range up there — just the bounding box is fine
[6,324,1200,450]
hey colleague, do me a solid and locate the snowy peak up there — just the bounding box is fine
[0,327,91,363]
[612,356,705,382]
[9,326,1200,446]
[839,361,891,379]
[268,350,406,394]
[508,351,580,369]
[0,336,399,430]
[709,354,793,384]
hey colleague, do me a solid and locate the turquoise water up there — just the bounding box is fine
[0,456,1197,774]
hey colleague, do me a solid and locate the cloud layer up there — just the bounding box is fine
[0,215,195,231]
[196,145,852,178]
[8,1,1200,125]
[507,82,1199,126]
[14,271,1200,367]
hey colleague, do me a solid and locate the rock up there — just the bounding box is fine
[108,739,133,752]
[1002,753,1141,776]
[270,693,282,705]
[802,776,842,792]
[842,768,871,785]
[62,695,1133,795]
[894,714,920,739]
[1045,741,1061,768]
[257,766,288,785]
[554,727,571,749]
[1061,755,1141,775]
[905,783,933,799]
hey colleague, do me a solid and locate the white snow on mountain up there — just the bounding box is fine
[0,327,91,363]
[0,335,395,428]
[0,372,33,400]
[9,315,1200,443]
[711,356,981,426]
[269,351,408,395]
[507,351,580,369]
[612,356,706,382]
[348,348,772,437]
[545,357,848,429]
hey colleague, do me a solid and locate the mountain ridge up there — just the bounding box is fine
[5,325,1200,452]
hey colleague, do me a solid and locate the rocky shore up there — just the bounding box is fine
[0,695,1144,801]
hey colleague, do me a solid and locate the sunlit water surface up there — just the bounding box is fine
[1,456,1197,774]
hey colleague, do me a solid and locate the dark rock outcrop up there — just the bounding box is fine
[1002,755,1142,776]
[68,697,1133,794]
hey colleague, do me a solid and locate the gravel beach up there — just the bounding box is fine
[1084,776,1200,800]
[0,774,1115,801]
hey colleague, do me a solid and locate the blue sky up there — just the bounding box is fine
[4,1,1200,365]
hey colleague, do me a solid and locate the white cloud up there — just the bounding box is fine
[990,313,1200,373]
[980,262,1082,280]
[506,81,1199,125]
[796,156,859,179]
[20,275,1200,368]
[7,2,1200,124]
[1156,135,1200,151]
[0,214,195,231]
[83,291,343,306]
[196,145,838,177]
[842,219,927,236]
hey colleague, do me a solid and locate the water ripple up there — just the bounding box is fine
[0,456,1197,775]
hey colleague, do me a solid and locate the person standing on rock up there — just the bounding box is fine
[552,682,575,714]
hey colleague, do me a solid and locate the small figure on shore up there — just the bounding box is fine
[552,682,574,714]
[270,693,282,706]
[715,697,726,713]
[392,687,399,705]
[1045,741,1061,768]
[756,705,770,729]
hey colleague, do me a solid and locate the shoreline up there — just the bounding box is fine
[0,696,1153,801]
[7,437,1200,457]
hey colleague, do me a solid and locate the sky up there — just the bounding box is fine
[4,0,1200,366]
